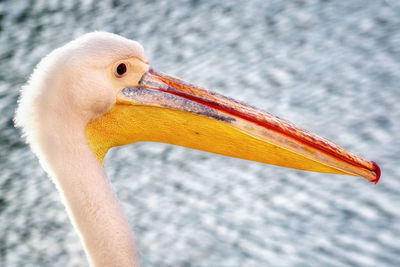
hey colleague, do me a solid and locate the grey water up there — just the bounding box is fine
[1,0,400,266]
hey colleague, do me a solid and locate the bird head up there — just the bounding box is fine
[15,32,380,183]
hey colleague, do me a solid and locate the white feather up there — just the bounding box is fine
[14,32,145,266]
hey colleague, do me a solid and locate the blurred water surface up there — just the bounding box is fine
[1,0,400,266]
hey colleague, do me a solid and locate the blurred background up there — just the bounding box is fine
[1,0,400,266]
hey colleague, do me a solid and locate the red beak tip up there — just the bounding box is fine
[371,161,381,184]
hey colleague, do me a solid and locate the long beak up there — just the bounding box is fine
[110,68,380,183]
[86,67,379,183]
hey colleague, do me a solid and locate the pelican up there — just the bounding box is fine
[15,32,380,266]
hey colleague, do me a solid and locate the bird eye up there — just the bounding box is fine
[116,63,127,76]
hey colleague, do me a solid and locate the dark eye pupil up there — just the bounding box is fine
[116,63,127,75]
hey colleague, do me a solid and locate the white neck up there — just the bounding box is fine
[40,117,139,267]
